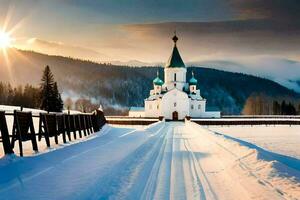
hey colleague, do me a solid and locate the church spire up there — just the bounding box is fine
[165,32,185,68]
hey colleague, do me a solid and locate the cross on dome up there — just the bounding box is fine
[172,30,178,44]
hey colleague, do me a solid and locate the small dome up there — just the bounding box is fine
[153,77,164,86]
[189,71,197,85]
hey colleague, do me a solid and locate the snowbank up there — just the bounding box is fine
[186,121,300,199]
[209,125,300,159]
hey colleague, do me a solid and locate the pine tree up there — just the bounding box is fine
[281,100,286,115]
[53,82,63,112]
[272,100,281,115]
[39,65,56,112]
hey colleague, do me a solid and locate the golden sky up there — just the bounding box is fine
[0,0,299,63]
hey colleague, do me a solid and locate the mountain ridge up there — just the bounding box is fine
[1,48,298,114]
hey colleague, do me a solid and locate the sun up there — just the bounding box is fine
[0,31,12,49]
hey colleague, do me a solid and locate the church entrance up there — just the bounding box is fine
[172,111,178,121]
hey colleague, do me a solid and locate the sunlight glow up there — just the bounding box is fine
[0,31,11,49]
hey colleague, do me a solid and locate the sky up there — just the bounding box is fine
[1,0,300,90]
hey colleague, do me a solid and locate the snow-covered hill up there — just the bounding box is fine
[0,122,299,199]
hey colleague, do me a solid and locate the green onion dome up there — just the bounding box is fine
[189,71,198,85]
[153,76,164,86]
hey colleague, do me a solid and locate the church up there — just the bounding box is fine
[129,34,220,120]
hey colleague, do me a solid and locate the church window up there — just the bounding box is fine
[174,73,177,81]
[174,102,177,107]
[157,105,159,109]
[191,105,194,109]
[198,105,201,110]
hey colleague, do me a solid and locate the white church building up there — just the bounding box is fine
[129,34,220,120]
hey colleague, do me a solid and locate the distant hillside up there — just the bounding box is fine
[0,49,299,114]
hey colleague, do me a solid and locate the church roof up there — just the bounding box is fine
[165,34,185,68]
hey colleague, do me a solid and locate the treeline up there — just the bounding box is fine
[0,66,63,112]
[3,49,300,115]
[0,83,40,108]
[64,97,99,113]
[243,93,299,115]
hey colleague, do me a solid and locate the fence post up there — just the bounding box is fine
[0,111,14,154]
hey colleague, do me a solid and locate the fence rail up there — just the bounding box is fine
[106,117,159,125]
[0,110,106,156]
[191,119,300,125]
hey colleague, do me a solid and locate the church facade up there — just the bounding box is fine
[129,34,220,120]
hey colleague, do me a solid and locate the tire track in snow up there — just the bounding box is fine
[84,122,169,200]
[188,122,293,200]
[183,136,218,200]
[140,124,171,200]
[149,124,174,200]
[170,125,187,200]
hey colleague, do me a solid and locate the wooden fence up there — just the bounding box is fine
[0,110,106,156]
[107,116,300,126]
[106,117,159,125]
[191,119,300,126]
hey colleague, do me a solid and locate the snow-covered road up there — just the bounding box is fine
[0,122,299,199]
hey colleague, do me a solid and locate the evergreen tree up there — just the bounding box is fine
[281,100,287,115]
[39,65,56,112]
[287,102,296,115]
[53,82,63,112]
[272,100,281,115]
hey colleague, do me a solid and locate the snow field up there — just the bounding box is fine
[208,125,300,159]
[0,121,299,199]
[186,121,300,199]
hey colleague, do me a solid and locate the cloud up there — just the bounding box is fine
[123,20,300,61]
[230,0,300,22]
[24,38,107,61]
[191,56,300,92]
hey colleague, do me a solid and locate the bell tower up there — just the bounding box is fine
[164,33,187,91]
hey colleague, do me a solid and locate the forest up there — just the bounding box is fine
[0,49,299,115]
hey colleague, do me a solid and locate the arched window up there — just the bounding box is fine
[191,105,194,109]
[157,105,159,109]
[174,73,177,81]
[149,105,152,109]
[174,102,177,107]
[198,105,201,110]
